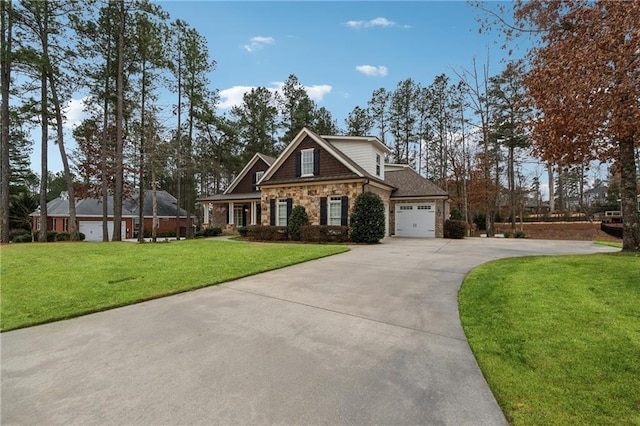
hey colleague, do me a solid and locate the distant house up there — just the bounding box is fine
[30,190,192,241]
[200,127,450,238]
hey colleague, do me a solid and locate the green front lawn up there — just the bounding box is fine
[1,240,349,331]
[459,253,640,425]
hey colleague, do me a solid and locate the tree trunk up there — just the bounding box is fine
[174,49,182,240]
[113,0,125,241]
[47,70,79,240]
[138,60,146,243]
[619,137,640,252]
[38,53,48,242]
[547,164,555,213]
[152,166,158,242]
[101,25,112,242]
[509,145,516,230]
[0,0,12,244]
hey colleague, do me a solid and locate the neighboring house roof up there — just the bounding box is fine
[125,190,189,217]
[203,192,261,202]
[31,190,188,218]
[224,152,276,195]
[385,168,449,198]
[259,127,392,188]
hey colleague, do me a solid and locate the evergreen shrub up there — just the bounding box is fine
[350,191,385,243]
[444,220,467,239]
[287,205,309,241]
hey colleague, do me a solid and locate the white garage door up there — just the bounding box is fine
[395,203,436,238]
[79,221,125,242]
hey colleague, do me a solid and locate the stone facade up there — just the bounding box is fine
[261,181,364,225]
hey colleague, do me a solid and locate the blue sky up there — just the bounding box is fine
[158,0,518,121]
[38,1,531,178]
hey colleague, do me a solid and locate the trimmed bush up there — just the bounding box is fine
[237,226,248,237]
[287,205,309,241]
[55,232,71,241]
[33,231,58,242]
[12,234,33,243]
[514,230,526,238]
[444,220,467,239]
[300,225,349,243]
[503,231,513,238]
[350,191,385,243]
[9,229,29,240]
[246,225,288,241]
[196,227,222,238]
[143,229,176,238]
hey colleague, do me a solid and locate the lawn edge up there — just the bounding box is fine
[1,244,350,333]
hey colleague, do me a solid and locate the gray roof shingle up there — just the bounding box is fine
[385,168,449,198]
[33,190,188,218]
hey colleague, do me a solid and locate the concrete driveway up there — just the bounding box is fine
[1,238,617,425]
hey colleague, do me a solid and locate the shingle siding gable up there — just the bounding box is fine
[269,136,353,181]
[230,158,271,194]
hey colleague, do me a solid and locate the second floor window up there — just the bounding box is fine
[301,149,314,176]
[376,154,381,176]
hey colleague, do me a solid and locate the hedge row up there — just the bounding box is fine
[300,225,350,243]
[246,225,349,243]
[12,231,86,243]
[246,225,289,241]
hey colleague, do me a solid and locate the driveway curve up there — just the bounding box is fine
[1,238,617,425]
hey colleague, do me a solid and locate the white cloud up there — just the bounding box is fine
[356,65,388,77]
[345,17,407,29]
[243,35,275,52]
[218,86,256,109]
[218,82,333,110]
[304,84,332,102]
[64,97,89,129]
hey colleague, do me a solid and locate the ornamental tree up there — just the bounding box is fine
[512,1,640,251]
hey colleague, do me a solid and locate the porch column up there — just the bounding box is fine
[250,201,257,225]
[203,203,210,224]
[228,202,234,225]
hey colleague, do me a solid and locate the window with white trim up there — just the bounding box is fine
[63,218,69,232]
[277,199,288,226]
[328,196,342,226]
[399,205,413,210]
[301,149,314,176]
[376,154,381,176]
[255,170,264,183]
[234,205,244,227]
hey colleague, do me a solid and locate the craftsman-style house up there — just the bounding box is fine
[200,128,449,238]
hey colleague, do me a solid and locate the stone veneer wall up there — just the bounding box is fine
[204,202,228,229]
[261,182,363,225]
[389,198,449,238]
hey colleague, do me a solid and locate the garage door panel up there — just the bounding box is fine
[79,221,125,241]
[395,203,435,238]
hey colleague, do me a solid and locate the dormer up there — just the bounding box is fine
[322,135,390,180]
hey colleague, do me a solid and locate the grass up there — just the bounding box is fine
[459,252,640,425]
[0,239,349,331]
[594,240,623,248]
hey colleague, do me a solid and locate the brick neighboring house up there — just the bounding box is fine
[31,190,192,241]
[200,128,450,238]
